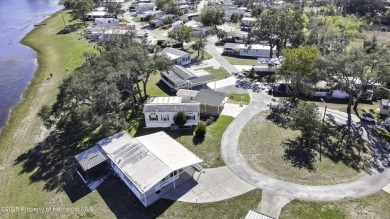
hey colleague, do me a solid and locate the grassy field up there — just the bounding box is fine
[134,115,234,168]
[280,191,390,219]
[145,72,174,97]
[223,56,259,66]
[183,45,213,60]
[0,10,258,218]
[226,93,250,105]
[238,111,367,185]
[202,66,231,79]
[0,10,108,218]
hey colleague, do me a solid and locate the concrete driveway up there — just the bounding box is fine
[163,166,255,203]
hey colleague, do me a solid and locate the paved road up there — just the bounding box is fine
[205,41,240,74]
[221,91,390,201]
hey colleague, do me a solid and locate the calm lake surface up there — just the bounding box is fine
[0,0,62,131]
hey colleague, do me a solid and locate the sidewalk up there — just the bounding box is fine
[163,166,255,203]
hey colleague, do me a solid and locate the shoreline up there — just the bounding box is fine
[0,11,96,215]
[0,9,61,135]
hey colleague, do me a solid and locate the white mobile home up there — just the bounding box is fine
[98,132,203,207]
[223,43,275,58]
[161,48,191,66]
[143,97,200,128]
[241,17,256,27]
[136,3,156,14]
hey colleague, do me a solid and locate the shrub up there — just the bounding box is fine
[194,122,207,138]
[206,116,215,125]
[174,112,187,127]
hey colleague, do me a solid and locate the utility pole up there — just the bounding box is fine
[320,98,327,162]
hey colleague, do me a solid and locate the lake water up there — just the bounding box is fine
[0,0,62,132]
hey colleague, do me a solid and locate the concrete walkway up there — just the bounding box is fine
[221,91,390,201]
[257,191,294,219]
[205,41,239,74]
[163,166,255,203]
[220,103,248,118]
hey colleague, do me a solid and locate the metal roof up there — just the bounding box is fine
[74,145,108,172]
[162,48,190,60]
[192,89,227,106]
[143,103,200,113]
[245,210,273,219]
[172,65,196,80]
[188,75,216,85]
[147,96,182,104]
[176,89,199,98]
[99,132,202,194]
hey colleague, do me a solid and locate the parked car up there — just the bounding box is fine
[361,113,375,123]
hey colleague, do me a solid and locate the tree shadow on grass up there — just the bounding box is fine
[96,175,175,218]
[57,23,84,35]
[14,128,107,194]
[321,124,373,173]
[282,137,317,172]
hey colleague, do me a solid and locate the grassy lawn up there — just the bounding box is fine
[201,66,231,79]
[183,46,213,60]
[134,115,234,168]
[145,72,175,97]
[0,10,108,218]
[280,191,390,219]
[311,100,380,118]
[238,110,368,185]
[96,175,262,218]
[223,55,259,66]
[131,16,140,22]
[226,93,250,105]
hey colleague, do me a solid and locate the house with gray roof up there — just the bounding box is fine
[177,89,227,115]
[143,96,200,128]
[160,65,216,91]
[74,145,109,184]
[162,48,191,66]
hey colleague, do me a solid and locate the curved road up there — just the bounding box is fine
[221,91,390,201]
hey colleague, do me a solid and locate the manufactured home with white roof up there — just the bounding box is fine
[223,43,275,58]
[84,131,203,207]
[143,96,200,128]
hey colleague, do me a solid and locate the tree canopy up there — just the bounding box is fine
[277,46,321,103]
[168,26,193,49]
[251,7,306,57]
[317,46,390,127]
[40,35,172,134]
[200,6,225,27]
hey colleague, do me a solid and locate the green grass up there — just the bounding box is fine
[375,127,390,143]
[280,191,390,219]
[202,66,231,79]
[131,16,140,22]
[145,73,174,97]
[238,111,367,185]
[0,10,107,218]
[223,56,259,66]
[134,115,234,168]
[183,46,213,60]
[226,93,250,105]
